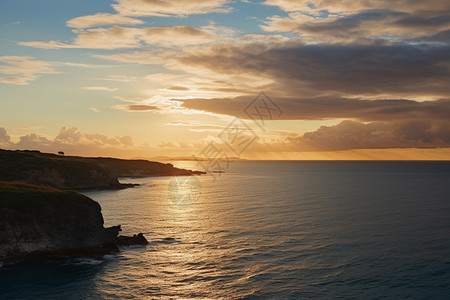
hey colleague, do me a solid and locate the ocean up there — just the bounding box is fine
[1,161,450,299]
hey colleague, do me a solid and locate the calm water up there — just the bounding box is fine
[1,161,450,299]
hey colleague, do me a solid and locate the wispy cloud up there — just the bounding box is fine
[0,56,57,85]
[111,104,159,112]
[3,126,133,149]
[19,26,216,49]
[0,128,11,147]
[182,97,450,122]
[262,0,450,43]
[263,0,450,14]
[174,41,450,98]
[18,126,44,131]
[67,13,144,29]
[112,0,231,17]
[92,75,139,82]
[82,86,118,92]
[267,119,450,151]
[50,61,115,68]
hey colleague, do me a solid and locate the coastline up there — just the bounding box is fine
[0,149,203,262]
[0,148,205,191]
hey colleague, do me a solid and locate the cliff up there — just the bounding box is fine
[0,149,204,190]
[0,181,120,261]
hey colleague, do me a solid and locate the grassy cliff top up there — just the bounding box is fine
[0,149,105,182]
[0,181,68,192]
[0,181,98,211]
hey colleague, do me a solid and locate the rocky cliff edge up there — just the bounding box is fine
[0,181,120,261]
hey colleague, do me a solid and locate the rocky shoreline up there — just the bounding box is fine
[0,149,203,262]
[0,182,151,262]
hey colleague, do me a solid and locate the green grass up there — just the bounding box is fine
[0,181,96,211]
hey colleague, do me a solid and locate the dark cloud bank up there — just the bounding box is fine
[176,25,450,151]
[178,43,450,97]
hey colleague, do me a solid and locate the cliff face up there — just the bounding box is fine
[0,149,203,261]
[0,182,120,261]
[0,149,204,190]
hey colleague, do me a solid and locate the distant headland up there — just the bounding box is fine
[0,148,205,190]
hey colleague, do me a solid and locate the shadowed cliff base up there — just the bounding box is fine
[0,149,205,190]
[0,181,121,261]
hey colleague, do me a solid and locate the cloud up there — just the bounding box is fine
[234,118,450,152]
[90,107,101,112]
[54,127,135,147]
[17,41,71,50]
[83,86,119,92]
[50,61,115,68]
[20,1,231,49]
[0,128,11,147]
[175,42,450,98]
[286,119,450,151]
[18,126,44,131]
[83,132,133,146]
[0,56,57,85]
[0,127,206,158]
[119,135,133,146]
[182,97,450,122]
[0,127,135,158]
[141,26,215,46]
[112,104,159,111]
[262,10,450,43]
[261,1,450,44]
[15,133,53,149]
[91,36,450,105]
[94,47,273,100]
[263,0,450,14]
[55,127,82,144]
[164,120,230,132]
[93,75,139,82]
[179,94,450,151]
[158,118,450,152]
[19,25,216,49]
[111,0,231,17]
[0,76,33,85]
[67,13,144,29]
[20,27,142,49]
[11,126,134,150]
[92,50,173,64]
[166,86,190,91]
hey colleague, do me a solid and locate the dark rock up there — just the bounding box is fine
[0,182,121,261]
[117,233,148,246]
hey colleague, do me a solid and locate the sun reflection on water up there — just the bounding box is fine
[167,176,202,206]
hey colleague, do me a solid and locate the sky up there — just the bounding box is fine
[0,0,449,160]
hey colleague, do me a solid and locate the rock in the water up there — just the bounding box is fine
[163,237,176,242]
[0,182,121,261]
[117,233,148,246]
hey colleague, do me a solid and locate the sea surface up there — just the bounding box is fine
[1,161,450,299]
